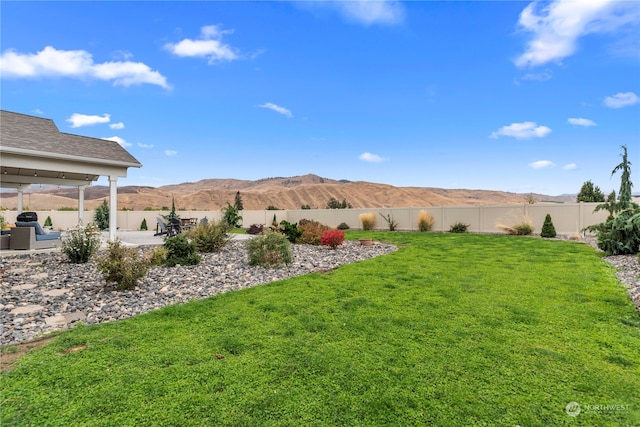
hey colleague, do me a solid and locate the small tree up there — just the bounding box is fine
[94,199,109,230]
[540,214,557,238]
[234,191,244,211]
[44,216,53,228]
[577,180,605,203]
[612,145,635,211]
[140,218,148,231]
[162,196,179,223]
[222,202,242,228]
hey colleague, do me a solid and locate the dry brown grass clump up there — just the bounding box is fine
[359,213,376,231]
[417,210,435,232]
[496,211,534,235]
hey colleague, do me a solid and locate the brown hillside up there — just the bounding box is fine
[0,174,575,211]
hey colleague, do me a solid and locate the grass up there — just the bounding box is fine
[2,232,639,426]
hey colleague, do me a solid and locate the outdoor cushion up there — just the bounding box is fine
[15,221,61,240]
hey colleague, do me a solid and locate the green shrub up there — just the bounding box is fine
[44,216,53,228]
[540,214,557,238]
[185,220,232,253]
[245,232,293,268]
[0,214,6,230]
[449,222,469,233]
[587,208,640,255]
[163,234,201,267]
[279,220,302,243]
[61,223,102,263]
[337,222,350,230]
[298,219,330,245]
[513,223,534,235]
[148,246,168,266]
[222,203,242,228]
[96,239,150,290]
[94,199,110,230]
[380,213,398,231]
[140,218,148,231]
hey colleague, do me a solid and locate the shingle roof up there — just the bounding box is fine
[0,110,141,167]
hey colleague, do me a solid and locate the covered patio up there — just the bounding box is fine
[0,110,142,241]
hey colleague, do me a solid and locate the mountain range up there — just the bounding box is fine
[0,174,576,211]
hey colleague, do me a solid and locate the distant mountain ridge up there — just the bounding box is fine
[0,174,576,211]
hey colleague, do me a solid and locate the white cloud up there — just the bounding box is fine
[259,102,293,118]
[165,25,239,63]
[490,121,552,139]
[563,163,577,170]
[102,136,131,148]
[138,143,154,149]
[529,160,555,169]
[514,0,640,68]
[0,46,169,88]
[164,150,177,156]
[33,108,44,115]
[109,122,125,130]
[67,113,110,128]
[359,152,388,163]
[568,117,597,127]
[334,0,405,26]
[604,91,640,108]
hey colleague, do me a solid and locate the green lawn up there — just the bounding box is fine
[2,232,639,426]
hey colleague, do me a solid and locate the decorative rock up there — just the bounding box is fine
[10,305,45,315]
[42,289,70,297]
[11,284,37,291]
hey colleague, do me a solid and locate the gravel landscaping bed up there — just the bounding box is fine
[1,240,397,345]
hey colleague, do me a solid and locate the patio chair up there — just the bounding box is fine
[154,217,168,236]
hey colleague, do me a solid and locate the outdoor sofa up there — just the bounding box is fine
[10,221,61,250]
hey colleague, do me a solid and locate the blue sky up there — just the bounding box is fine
[1,1,638,196]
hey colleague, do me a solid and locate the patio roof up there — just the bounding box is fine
[0,110,141,188]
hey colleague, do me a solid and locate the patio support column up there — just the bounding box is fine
[109,176,118,242]
[17,188,24,213]
[78,185,87,224]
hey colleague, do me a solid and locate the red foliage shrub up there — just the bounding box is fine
[321,229,345,249]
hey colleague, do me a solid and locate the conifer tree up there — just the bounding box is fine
[540,214,556,238]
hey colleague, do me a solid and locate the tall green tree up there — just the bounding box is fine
[576,180,605,203]
[326,197,352,209]
[162,196,179,222]
[612,145,635,211]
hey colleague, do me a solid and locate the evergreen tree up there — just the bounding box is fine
[94,199,110,230]
[540,214,557,238]
[577,180,605,203]
[612,145,635,211]
[234,191,244,211]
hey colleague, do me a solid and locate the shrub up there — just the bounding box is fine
[163,234,201,267]
[0,214,6,230]
[337,222,350,230]
[140,218,148,231]
[586,208,640,255]
[298,219,330,245]
[94,199,109,230]
[418,210,435,232]
[540,214,557,238]
[185,220,232,253]
[279,220,302,243]
[380,213,398,231]
[222,203,242,228]
[96,239,150,290]
[61,223,102,263]
[360,213,376,231]
[148,246,168,266]
[321,229,345,249]
[247,224,264,235]
[496,212,534,235]
[449,222,469,233]
[44,216,53,228]
[245,232,293,268]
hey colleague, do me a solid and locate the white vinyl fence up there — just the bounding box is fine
[2,203,608,236]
